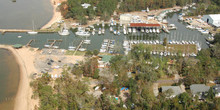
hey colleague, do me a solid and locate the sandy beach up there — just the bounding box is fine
[0,45,38,110]
[41,0,63,29]
[0,45,85,110]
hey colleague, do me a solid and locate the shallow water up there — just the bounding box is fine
[0,49,20,110]
[0,0,53,29]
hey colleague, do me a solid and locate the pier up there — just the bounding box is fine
[26,39,36,46]
[0,29,56,34]
[44,39,63,48]
[0,29,31,34]
[74,40,84,55]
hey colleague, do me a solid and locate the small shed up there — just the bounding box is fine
[12,44,23,49]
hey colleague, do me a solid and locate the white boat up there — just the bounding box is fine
[123,29,127,35]
[75,30,90,36]
[53,46,59,49]
[68,46,76,50]
[141,28,144,32]
[153,29,156,33]
[58,23,70,36]
[117,30,120,35]
[100,48,106,53]
[156,29,160,33]
[79,48,86,51]
[27,31,38,35]
[28,20,38,35]
[83,39,91,44]
[132,28,136,33]
[145,29,149,33]
[128,28,132,33]
[201,30,209,34]
[102,28,105,34]
[98,28,102,35]
[92,31,95,35]
[110,27,113,32]
[17,36,22,38]
[114,30,117,35]
[149,29,152,33]
[44,44,50,48]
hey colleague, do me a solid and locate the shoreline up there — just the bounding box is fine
[0,45,37,110]
[40,0,62,29]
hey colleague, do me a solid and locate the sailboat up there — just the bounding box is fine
[27,20,38,35]
[58,23,70,36]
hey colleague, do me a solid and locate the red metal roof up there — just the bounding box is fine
[129,23,160,27]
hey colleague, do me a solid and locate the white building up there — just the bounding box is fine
[202,14,220,27]
[120,14,132,24]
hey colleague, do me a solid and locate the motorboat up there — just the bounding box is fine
[123,29,127,35]
[133,28,136,33]
[156,29,160,33]
[145,29,149,33]
[114,30,117,35]
[128,28,132,33]
[83,40,91,44]
[102,28,105,34]
[92,31,95,35]
[110,27,113,32]
[98,28,102,35]
[44,44,50,48]
[79,48,86,51]
[68,46,76,51]
[53,46,59,49]
[141,28,144,32]
[117,30,121,35]
[17,36,22,38]
[153,28,156,33]
[149,29,152,33]
[75,30,90,36]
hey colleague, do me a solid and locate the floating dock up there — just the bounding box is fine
[26,39,36,46]
[74,40,84,55]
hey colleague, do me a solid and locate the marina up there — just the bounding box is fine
[0,13,211,55]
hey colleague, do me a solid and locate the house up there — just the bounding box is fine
[213,84,220,97]
[202,14,220,27]
[190,84,210,99]
[161,86,184,98]
[120,14,132,24]
[98,55,113,68]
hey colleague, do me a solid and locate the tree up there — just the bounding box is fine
[93,49,99,56]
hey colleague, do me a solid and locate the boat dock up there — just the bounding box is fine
[0,29,56,34]
[0,29,31,34]
[74,40,84,55]
[26,39,36,46]
[44,39,63,48]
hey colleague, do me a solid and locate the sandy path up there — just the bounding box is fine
[0,45,38,110]
[40,0,63,29]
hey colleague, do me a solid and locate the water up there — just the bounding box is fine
[0,13,210,52]
[0,0,53,29]
[0,49,20,110]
